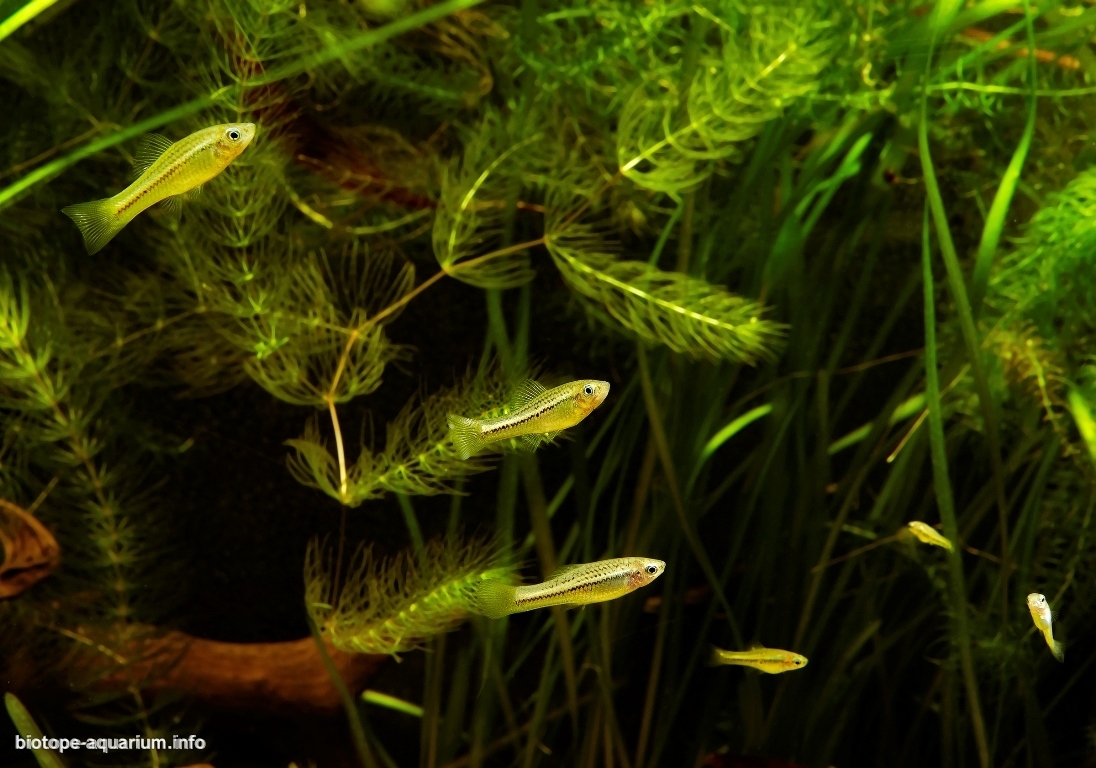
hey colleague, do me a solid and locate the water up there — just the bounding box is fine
[1,0,1094,766]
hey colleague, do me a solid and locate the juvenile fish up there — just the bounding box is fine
[1027,592,1064,662]
[907,521,954,552]
[63,123,256,254]
[447,379,609,460]
[708,645,808,674]
[472,557,664,619]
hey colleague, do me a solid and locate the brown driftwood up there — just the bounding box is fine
[0,499,60,599]
[78,629,386,714]
[0,502,384,713]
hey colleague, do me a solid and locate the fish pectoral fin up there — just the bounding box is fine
[132,133,175,179]
[510,379,548,410]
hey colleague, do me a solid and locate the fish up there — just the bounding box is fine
[1027,592,1064,662]
[707,644,809,674]
[471,557,665,619]
[907,521,954,552]
[62,123,257,254]
[447,378,609,460]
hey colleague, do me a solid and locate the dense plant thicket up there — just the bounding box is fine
[4,0,1096,766]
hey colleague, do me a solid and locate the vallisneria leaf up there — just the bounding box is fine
[0,0,61,45]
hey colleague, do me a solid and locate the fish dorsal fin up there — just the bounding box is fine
[748,642,767,651]
[547,563,584,580]
[510,379,547,410]
[132,133,174,179]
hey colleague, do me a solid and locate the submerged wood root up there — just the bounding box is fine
[0,499,60,599]
[67,629,385,714]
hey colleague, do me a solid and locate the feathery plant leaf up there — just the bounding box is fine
[241,248,414,407]
[617,1,833,193]
[544,201,785,363]
[305,536,513,656]
[432,112,538,289]
[286,366,512,505]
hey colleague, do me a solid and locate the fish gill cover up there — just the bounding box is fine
[2,0,1096,766]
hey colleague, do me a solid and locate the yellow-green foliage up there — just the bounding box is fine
[286,365,513,504]
[616,1,834,194]
[432,111,541,289]
[305,537,513,656]
[544,211,785,364]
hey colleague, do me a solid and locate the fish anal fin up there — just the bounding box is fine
[132,133,174,179]
[186,184,203,200]
[520,433,543,450]
[159,194,182,222]
[511,379,547,410]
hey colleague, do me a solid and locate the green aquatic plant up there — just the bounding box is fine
[306,536,513,656]
[7,0,1096,766]
[616,0,836,194]
[545,216,785,363]
[287,366,511,503]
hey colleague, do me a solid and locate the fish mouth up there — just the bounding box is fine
[594,380,610,407]
[238,123,257,148]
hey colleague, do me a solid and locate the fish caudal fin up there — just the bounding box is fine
[61,198,125,255]
[707,645,723,667]
[1052,638,1065,663]
[471,579,517,619]
[447,413,486,460]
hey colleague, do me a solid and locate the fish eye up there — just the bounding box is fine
[794,658,803,665]
[645,564,658,575]
[583,384,594,396]
[227,129,240,141]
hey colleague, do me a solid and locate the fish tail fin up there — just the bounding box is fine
[471,579,517,619]
[447,413,486,460]
[1052,638,1065,663]
[707,645,723,667]
[61,197,125,255]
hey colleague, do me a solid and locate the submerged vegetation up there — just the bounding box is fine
[5,0,1096,766]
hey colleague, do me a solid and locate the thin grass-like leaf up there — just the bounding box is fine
[969,0,1037,315]
[4,693,65,768]
[0,0,60,44]
[922,203,991,768]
